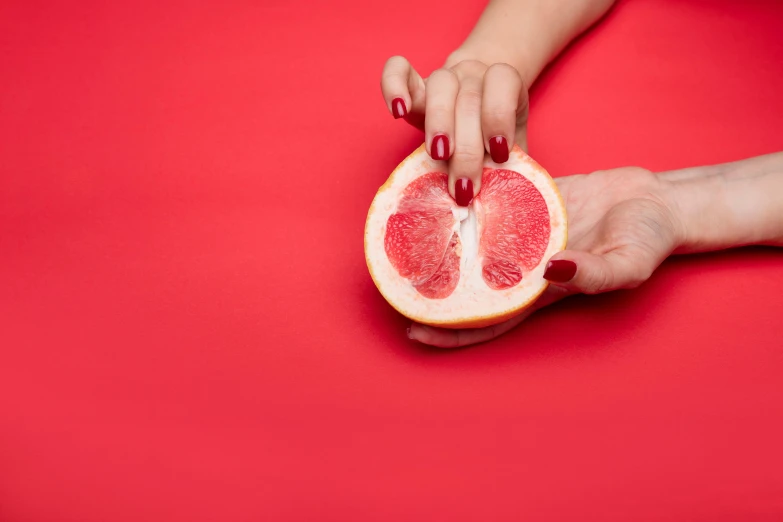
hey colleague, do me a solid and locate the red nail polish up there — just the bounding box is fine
[543,260,577,282]
[455,178,473,207]
[392,98,407,119]
[489,136,509,163]
[431,134,449,160]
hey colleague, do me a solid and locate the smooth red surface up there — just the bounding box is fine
[431,133,449,161]
[489,135,510,164]
[1,0,783,520]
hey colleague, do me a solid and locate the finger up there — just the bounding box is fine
[424,68,459,162]
[515,78,530,152]
[543,247,659,295]
[481,63,524,164]
[408,286,569,348]
[449,65,486,205]
[409,310,531,348]
[380,56,426,121]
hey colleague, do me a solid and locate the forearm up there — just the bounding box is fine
[444,0,616,86]
[662,152,783,254]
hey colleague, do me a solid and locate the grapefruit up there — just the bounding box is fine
[365,144,567,328]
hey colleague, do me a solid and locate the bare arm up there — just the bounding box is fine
[663,152,783,253]
[411,151,783,347]
[381,0,617,203]
[445,0,617,86]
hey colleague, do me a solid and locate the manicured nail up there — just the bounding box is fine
[431,134,449,160]
[489,136,509,163]
[455,178,474,207]
[391,98,407,119]
[543,260,577,282]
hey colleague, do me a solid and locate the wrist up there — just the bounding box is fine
[662,154,783,254]
[662,171,724,254]
[444,44,533,86]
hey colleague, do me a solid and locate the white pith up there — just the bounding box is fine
[365,145,567,327]
[457,204,479,273]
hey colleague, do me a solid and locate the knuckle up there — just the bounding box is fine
[428,68,459,85]
[457,87,483,109]
[452,148,484,167]
[482,106,516,123]
[485,63,525,95]
[486,62,520,79]
[459,81,483,97]
[629,266,654,288]
[453,59,487,75]
[425,105,453,122]
[386,55,408,67]
[583,269,613,294]
[613,249,655,290]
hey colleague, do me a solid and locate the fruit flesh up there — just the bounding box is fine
[478,167,550,289]
[384,168,550,299]
[383,173,460,299]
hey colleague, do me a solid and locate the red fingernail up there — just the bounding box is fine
[431,134,449,160]
[543,260,577,282]
[489,136,509,163]
[455,178,473,207]
[392,98,407,119]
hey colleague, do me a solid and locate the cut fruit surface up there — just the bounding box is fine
[365,144,567,329]
[478,167,551,290]
[384,172,459,299]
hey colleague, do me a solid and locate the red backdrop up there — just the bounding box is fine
[2,0,783,520]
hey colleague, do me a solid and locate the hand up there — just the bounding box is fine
[408,167,683,348]
[381,56,529,204]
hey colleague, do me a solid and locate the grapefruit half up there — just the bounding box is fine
[365,144,567,329]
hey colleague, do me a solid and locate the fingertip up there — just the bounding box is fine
[488,135,510,163]
[448,173,481,206]
[408,323,458,348]
[391,97,408,119]
[381,56,418,119]
[454,177,474,207]
[543,258,577,283]
[543,250,620,295]
[430,134,450,160]
[407,323,428,343]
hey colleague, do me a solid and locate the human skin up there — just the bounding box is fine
[409,153,783,348]
[379,0,783,347]
[380,0,617,203]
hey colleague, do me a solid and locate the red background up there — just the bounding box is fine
[2,0,783,520]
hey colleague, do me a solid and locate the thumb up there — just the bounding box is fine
[542,247,655,295]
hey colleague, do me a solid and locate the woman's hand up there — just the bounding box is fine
[378,0,617,204]
[406,149,783,348]
[381,56,529,206]
[408,166,684,348]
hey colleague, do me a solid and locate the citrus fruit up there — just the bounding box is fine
[365,144,567,329]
